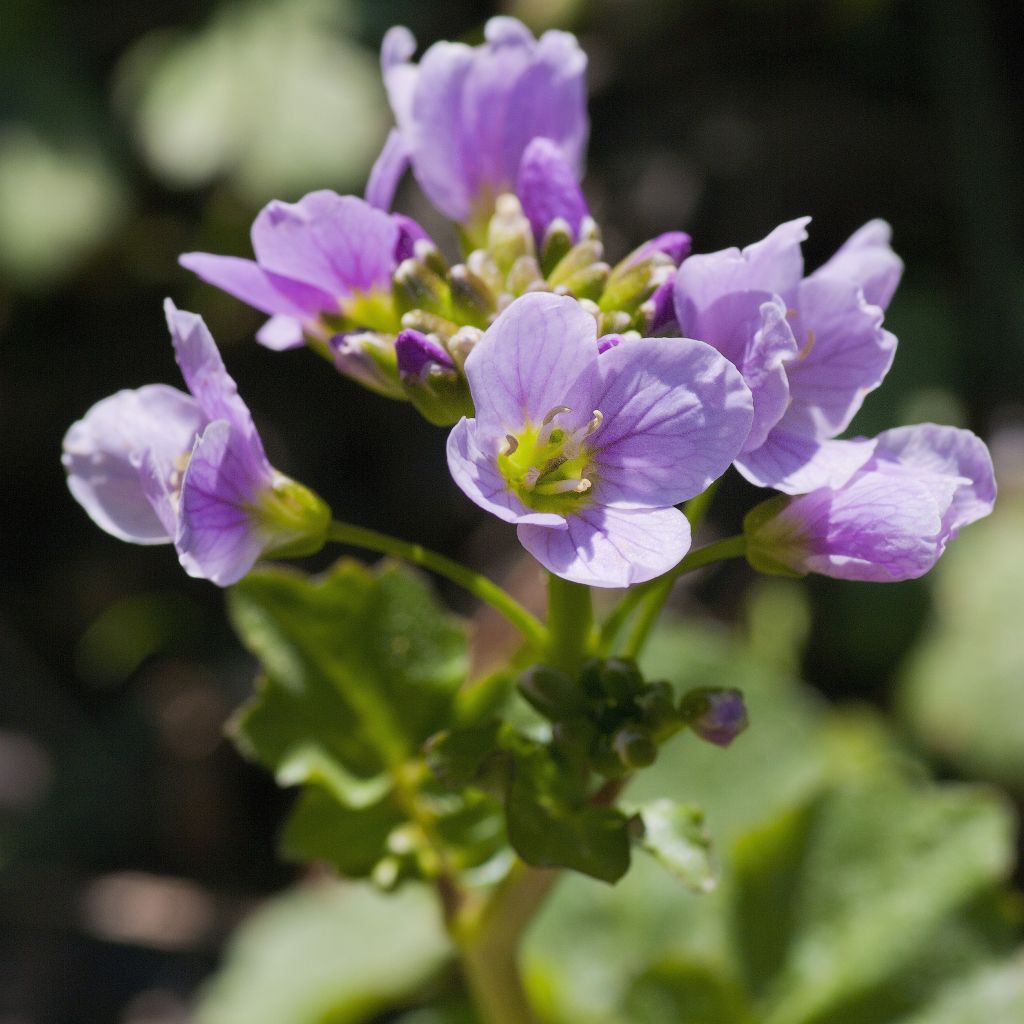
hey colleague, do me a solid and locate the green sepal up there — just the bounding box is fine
[255,476,331,560]
[743,494,807,577]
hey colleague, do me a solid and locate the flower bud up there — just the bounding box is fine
[547,239,604,288]
[413,237,450,279]
[487,194,535,274]
[679,687,748,747]
[395,329,472,426]
[507,255,545,296]
[392,258,451,317]
[634,681,677,728]
[256,474,332,559]
[599,657,645,700]
[331,331,403,398]
[517,663,585,720]
[539,218,575,277]
[556,261,609,302]
[449,264,496,328]
[447,326,484,370]
[613,725,658,768]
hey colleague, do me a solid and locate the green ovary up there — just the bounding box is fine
[497,408,602,515]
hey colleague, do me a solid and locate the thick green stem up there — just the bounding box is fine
[546,574,593,674]
[326,520,547,651]
[456,864,558,1024]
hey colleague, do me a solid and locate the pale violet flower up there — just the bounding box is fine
[446,293,753,587]
[745,424,995,581]
[674,218,903,494]
[372,18,588,229]
[62,302,328,586]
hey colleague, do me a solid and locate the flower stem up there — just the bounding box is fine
[455,864,558,1024]
[600,535,747,656]
[546,574,594,675]
[326,520,547,651]
[621,535,747,659]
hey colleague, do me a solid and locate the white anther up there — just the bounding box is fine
[543,405,572,425]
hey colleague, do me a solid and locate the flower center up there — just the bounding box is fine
[498,405,603,513]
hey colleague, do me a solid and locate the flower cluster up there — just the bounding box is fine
[64,16,995,590]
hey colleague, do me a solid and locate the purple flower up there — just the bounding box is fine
[516,137,590,246]
[62,302,329,586]
[674,218,903,494]
[375,18,588,227]
[744,424,995,581]
[446,293,753,587]
[680,688,749,747]
[180,191,414,353]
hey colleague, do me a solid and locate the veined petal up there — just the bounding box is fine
[446,419,566,528]
[517,506,691,587]
[516,137,588,244]
[686,291,798,452]
[812,219,903,310]
[380,26,418,130]
[176,420,272,587]
[463,293,599,440]
[178,253,333,320]
[62,385,203,544]
[251,192,399,297]
[164,301,266,464]
[674,217,810,326]
[591,337,753,508]
[776,473,945,582]
[780,275,896,438]
[736,432,876,494]
[873,423,996,540]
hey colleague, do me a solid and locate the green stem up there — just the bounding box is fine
[683,478,720,530]
[326,520,547,652]
[546,574,594,674]
[621,535,747,659]
[456,864,558,1024]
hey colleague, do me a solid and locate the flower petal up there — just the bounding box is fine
[516,137,589,244]
[365,128,410,212]
[164,301,265,461]
[736,431,876,494]
[176,420,271,586]
[674,217,810,326]
[62,385,203,544]
[177,253,332,319]
[256,315,306,351]
[590,337,753,508]
[812,219,903,310]
[463,292,599,441]
[446,419,565,528]
[873,423,996,540]
[779,275,896,438]
[251,192,399,297]
[517,506,691,587]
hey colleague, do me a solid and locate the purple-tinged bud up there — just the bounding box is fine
[395,328,454,379]
[516,137,590,248]
[680,687,748,747]
[395,329,472,426]
[330,331,403,399]
[629,231,692,267]
[641,278,678,333]
[393,214,432,263]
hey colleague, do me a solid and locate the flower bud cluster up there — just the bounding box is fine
[517,658,748,777]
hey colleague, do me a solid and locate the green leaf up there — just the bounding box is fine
[731,782,1015,1024]
[506,746,630,884]
[896,954,1024,1024]
[898,493,1024,789]
[624,960,756,1024]
[229,559,467,779]
[194,881,452,1024]
[279,788,404,879]
[634,799,716,893]
[425,721,504,790]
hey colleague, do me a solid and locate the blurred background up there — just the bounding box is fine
[2,0,1023,1021]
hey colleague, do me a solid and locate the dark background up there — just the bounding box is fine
[2,0,1022,1020]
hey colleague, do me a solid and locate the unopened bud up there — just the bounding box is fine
[599,657,645,700]
[601,255,670,313]
[395,329,472,426]
[331,331,403,399]
[557,262,609,302]
[487,194,535,274]
[393,258,451,317]
[679,687,748,747]
[400,310,460,340]
[449,264,496,327]
[517,664,585,720]
[507,255,545,296]
[547,239,604,288]
[540,218,575,277]
[448,326,484,370]
[613,725,658,768]
[634,681,676,727]
[257,474,331,559]
[413,238,450,279]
